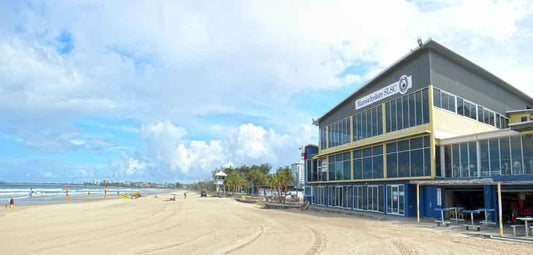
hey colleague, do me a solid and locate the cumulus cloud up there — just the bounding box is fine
[2,1,533,182]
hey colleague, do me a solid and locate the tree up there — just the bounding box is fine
[247,167,267,195]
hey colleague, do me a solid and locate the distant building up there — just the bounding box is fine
[291,161,305,189]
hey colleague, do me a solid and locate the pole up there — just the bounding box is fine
[416,184,420,223]
[498,181,503,237]
[104,186,107,198]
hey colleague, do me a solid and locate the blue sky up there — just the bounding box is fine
[1,0,533,183]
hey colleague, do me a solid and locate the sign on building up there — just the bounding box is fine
[355,75,412,110]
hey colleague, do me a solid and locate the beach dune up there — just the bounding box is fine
[0,194,531,254]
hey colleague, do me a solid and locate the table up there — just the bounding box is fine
[516,217,533,237]
[477,208,496,226]
[434,208,451,226]
[448,206,464,223]
[462,209,481,230]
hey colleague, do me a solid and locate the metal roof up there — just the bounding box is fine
[316,39,533,124]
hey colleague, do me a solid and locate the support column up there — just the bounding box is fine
[417,184,420,223]
[498,182,503,237]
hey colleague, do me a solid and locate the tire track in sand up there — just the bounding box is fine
[391,240,418,255]
[304,226,327,255]
[220,224,265,255]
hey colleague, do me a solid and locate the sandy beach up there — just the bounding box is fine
[0,193,532,255]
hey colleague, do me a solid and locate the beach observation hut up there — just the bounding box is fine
[215,171,227,193]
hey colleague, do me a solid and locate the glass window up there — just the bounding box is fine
[445,145,452,178]
[460,143,469,177]
[448,93,456,112]
[489,111,495,126]
[363,148,372,157]
[484,109,490,124]
[396,99,403,130]
[468,142,477,177]
[354,149,362,158]
[470,103,477,120]
[416,91,423,125]
[343,160,351,180]
[402,96,409,129]
[424,148,431,176]
[409,93,416,127]
[398,140,409,151]
[373,145,383,155]
[478,106,484,122]
[436,146,441,177]
[489,138,500,176]
[387,142,397,153]
[441,92,449,111]
[357,113,362,140]
[399,151,410,177]
[410,137,423,149]
[369,109,374,138]
[366,110,371,138]
[387,154,398,178]
[500,137,511,175]
[363,157,372,179]
[457,97,464,115]
[433,88,441,108]
[496,114,501,129]
[422,89,429,123]
[511,136,523,175]
[373,156,383,179]
[452,144,460,178]
[480,140,489,177]
[411,149,424,176]
[377,105,383,135]
[361,111,367,139]
[523,134,533,174]
[385,102,391,133]
[463,101,470,117]
[354,159,362,179]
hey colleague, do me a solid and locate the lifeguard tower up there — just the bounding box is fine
[214,171,227,194]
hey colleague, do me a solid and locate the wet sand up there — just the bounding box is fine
[0,193,531,254]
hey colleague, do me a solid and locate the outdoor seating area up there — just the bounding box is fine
[434,207,497,231]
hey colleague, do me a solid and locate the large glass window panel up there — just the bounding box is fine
[373,145,383,155]
[457,97,464,115]
[484,109,490,124]
[366,110,371,138]
[460,143,469,177]
[402,96,409,128]
[478,106,484,122]
[434,88,441,108]
[335,161,342,180]
[396,99,402,130]
[387,154,398,178]
[448,93,456,112]
[378,186,384,212]
[489,111,495,126]
[399,185,405,215]
[468,142,477,177]
[411,149,424,176]
[363,157,372,179]
[363,148,372,157]
[470,104,477,120]
[441,92,449,111]
[523,135,533,174]
[369,109,374,137]
[500,137,511,175]
[409,93,416,127]
[343,160,351,180]
[445,145,452,177]
[361,111,367,139]
[424,148,431,176]
[399,151,410,177]
[329,163,335,181]
[511,136,523,175]
[387,142,397,153]
[489,138,500,176]
[410,137,423,149]
[357,113,362,140]
[386,102,391,133]
[436,146,441,177]
[377,105,383,135]
[463,101,470,117]
[352,117,357,142]
[373,156,383,179]
[353,159,362,179]
[480,140,490,177]
[452,144,460,178]
[416,91,423,125]
[398,140,409,151]
[422,89,429,123]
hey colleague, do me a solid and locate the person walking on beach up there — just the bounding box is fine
[184,192,187,200]
[9,198,14,209]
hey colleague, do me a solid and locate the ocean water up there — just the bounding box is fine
[0,183,166,205]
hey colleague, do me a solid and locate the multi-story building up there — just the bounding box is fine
[291,161,305,189]
[304,39,533,222]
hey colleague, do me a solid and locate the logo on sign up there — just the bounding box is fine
[355,75,412,110]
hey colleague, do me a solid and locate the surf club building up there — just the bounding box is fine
[304,39,533,222]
